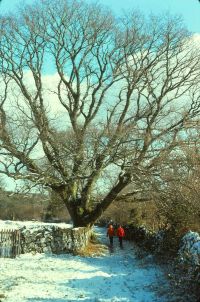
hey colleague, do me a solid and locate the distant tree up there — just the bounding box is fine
[0,0,200,227]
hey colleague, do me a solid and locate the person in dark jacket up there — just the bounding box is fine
[107,224,115,246]
[117,225,125,248]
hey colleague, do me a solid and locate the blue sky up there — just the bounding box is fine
[1,0,200,33]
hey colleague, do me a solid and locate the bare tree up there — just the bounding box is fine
[0,0,200,227]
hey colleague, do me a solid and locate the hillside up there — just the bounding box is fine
[0,190,69,222]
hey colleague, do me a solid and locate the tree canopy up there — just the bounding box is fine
[0,0,200,226]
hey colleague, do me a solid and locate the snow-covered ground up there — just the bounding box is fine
[0,226,174,302]
[0,219,72,230]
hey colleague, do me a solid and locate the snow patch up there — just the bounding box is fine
[0,219,72,230]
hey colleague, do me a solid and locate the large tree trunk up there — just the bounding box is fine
[66,202,91,227]
[59,173,130,227]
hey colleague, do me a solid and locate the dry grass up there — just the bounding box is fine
[79,240,108,257]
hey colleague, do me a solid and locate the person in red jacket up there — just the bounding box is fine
[107,224,115,246]
[117,225,125,248]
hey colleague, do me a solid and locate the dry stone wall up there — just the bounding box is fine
[125,225,200,271]
[20,225,91,254]
[0,221,91,257]
[97,221,200,265]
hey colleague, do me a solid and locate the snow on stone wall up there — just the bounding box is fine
[125,224,200,270]
[0,220,91,256]
[178,231,200,267]
[21,225,91,254]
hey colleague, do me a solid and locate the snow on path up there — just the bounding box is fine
[0,227,170,302]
